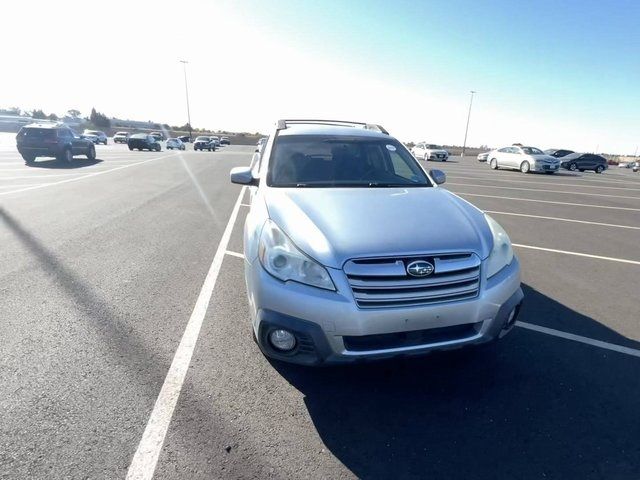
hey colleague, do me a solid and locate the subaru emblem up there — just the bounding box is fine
[406,260,434,277]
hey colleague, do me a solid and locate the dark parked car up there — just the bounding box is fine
[545,148,574,158]
[560,153,608,173]
[194,136,215,151]
[127,133,162,151]
[220,136,230,145]
[177,135,191,143]
[150,131,165,141]
[16,123,96,164]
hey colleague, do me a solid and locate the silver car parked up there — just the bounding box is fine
[230,119,523,365]
[488,145,560,173]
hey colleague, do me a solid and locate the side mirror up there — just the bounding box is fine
[429,169,446,185]
[230,166,258,186]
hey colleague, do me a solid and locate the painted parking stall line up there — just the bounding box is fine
[126,186,247,480]
[447,182,640,200]
[446,174,640,192]
[455,192,640,212]
[516,322,640,359]
[512,243,640,266]
[484,210,640,231]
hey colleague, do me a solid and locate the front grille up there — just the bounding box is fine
[343,322,481,351]
[344,253,481,309]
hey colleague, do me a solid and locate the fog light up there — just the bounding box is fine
[269,329,296,351]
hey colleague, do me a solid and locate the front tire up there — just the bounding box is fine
[490,158,498,169]
[423,153,428,162]
[595,165,604,174]
[520,161,530,173]
[61,148,73,163]
[86,145,96,160]
[569,162,577,171]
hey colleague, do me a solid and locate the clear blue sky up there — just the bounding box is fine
[3,0,638,153]
[233,0,640,153]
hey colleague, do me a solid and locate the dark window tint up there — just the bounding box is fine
[18,128,56,139]
[268,135,432,188]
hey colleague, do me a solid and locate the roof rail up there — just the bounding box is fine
[276,119,388,135]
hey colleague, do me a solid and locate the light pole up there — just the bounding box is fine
[461,90,476,158]
[179,60,192,141]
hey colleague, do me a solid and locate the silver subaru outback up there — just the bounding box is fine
[230,120,523,365]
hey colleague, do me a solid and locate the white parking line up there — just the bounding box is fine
[225,250,245,258]
[447,182,640,200]
[0,154,176,196]
[485,210,640,230]
[240,203,251,207]
[455,192,640,212]
[516,321,640,359]
[512,243,640,265]
[447,174,640,191]
[126,186,247,480]
[0,183,44,189]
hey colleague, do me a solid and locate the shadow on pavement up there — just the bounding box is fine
[274,284,640,479]
[27,158,103,169]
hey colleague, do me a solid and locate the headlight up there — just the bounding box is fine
[485,215,514,278]
[258,220,335,291]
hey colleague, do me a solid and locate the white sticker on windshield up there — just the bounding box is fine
[386,144,396,151]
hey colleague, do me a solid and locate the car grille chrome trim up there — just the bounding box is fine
[344,253,481,308]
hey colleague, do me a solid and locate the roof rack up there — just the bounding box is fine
[276,119,388,135]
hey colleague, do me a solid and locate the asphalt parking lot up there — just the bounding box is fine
[1,141,639,479]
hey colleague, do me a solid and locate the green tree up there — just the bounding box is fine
[67,109,81,119]
[48,113,59,121]
[90,107,111,128]
[31,109,47,119]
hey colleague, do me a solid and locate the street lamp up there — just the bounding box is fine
[179,60,192,141]
[461,90,476,158]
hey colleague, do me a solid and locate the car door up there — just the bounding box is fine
[68,129,85,155]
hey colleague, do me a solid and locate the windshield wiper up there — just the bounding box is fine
[367,182,429,187]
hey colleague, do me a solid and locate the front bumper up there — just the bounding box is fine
[246,256,523,365]
[531,163,559,172]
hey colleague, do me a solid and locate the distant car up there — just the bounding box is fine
[560,153,608,173]
[166,138,186,150]
[177,135,191,143]
[113,131,130,144]
[256,137,268,153]
[83,130,108,145]
[477,152,490,162]
[194,136,215,151]
[16,123,96,164]
[633,162,639,172]
[81,134,99,144]
[411,143,449,161]
[544,148,574,158]
[488,146,560,173]
[210,136,221,147]
[127,133,162,151]
[150,131,165,141]
[220,136,230,145]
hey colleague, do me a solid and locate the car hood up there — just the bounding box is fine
[426,149,447,154]
[264,187,493,268]
[529,154,559,162]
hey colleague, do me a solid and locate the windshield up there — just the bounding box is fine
[522,147,544,155]
[130,133,146,139]
[268,135,432,188]
[195,136,209,141]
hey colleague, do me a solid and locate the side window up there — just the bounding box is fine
[498,147,509,153]
[388,150,415,181]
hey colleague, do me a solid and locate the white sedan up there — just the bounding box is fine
[487,145,560,174]
[411,142,449,161]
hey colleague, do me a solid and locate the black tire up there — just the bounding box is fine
[423,153,428,162]
[129,146,133,151]
[595,165,604,174]
[490,158,498,169]
[61,148,73,163]
[569,162,577,171]
[86,145,96,160]
[520,161,530,173]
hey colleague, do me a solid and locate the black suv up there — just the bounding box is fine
[16,123,96,164]
[127,133,162,151]
[560,153,608,173]
[544,148,574,158]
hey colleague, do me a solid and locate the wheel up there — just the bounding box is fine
[489,158,498,169]
[423,153,428,161]
[595,165,604,174]
[569,162,577,171]
[61,148,73,163]
[520,161,530,173]
[129,146,133,151]
[86,145,96,160]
